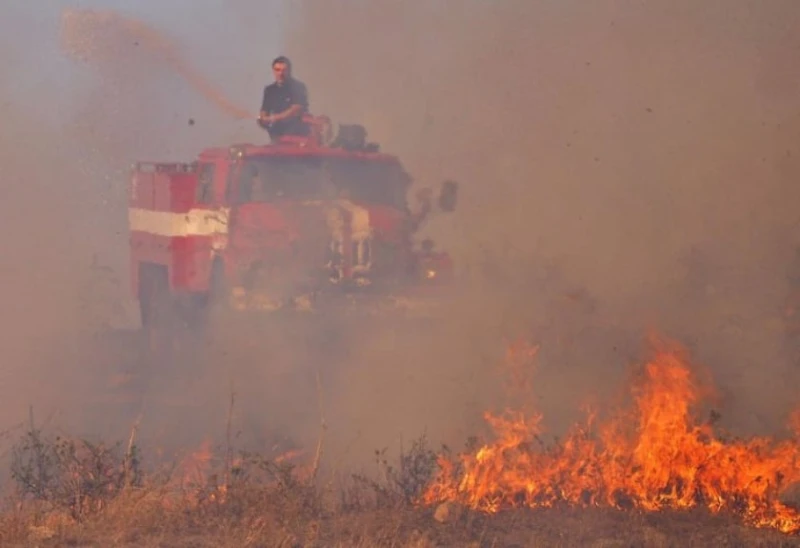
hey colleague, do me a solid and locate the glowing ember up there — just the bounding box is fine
[422,339,800,534]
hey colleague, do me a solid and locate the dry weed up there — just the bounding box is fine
[0,421,798,546]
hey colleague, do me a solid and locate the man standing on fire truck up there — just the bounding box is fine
[257,56,309,140]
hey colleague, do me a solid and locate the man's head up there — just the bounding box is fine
[272,55,292,85]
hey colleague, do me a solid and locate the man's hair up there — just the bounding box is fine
[272,55,292,73]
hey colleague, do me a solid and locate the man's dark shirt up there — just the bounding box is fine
[259,78,309,139]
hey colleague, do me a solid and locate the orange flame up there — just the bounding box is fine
[175,438,214,491]
[422,339,800,534]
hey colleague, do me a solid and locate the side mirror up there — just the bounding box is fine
[438,180,458,212]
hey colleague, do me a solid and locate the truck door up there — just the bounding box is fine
[172,160,230,293]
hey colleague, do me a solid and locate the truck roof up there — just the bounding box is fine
[132,115,403,173]
[197,141,400,164]
[199,114,400,164]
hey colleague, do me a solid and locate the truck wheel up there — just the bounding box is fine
[136,263,181,369]
[137,264,176,332]
[180,258,227,335]
[208,258,230,312]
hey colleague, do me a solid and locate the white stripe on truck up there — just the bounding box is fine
[128,199,371,240]
[128,208,230,237]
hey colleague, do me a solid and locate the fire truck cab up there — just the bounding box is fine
[128,114,456,329]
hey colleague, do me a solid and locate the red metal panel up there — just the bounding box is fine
[128,232,173,296]
[152,173,172,212]
[168,173,198,213]
[129,172,155,209]
[170,235,214,292]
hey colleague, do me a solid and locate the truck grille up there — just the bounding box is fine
[326,236,376,284]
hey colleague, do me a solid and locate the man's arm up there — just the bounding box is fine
[294,81,309,112]
[269,104,302,122]
[263,82,310,123]
[258,86,271,127]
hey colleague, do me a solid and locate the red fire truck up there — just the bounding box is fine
[128,115,457,332]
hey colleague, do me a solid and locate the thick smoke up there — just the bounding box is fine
[0,4,270,476]
[0,14,100,450]
[279,0,800,448]
[2,0,799,487]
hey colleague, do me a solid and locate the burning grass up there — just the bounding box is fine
[0,336,799,546]
[423,337,800,535]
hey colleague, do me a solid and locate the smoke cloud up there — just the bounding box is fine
[279,0,800,449]
[0,3,279,475]
[2,0,800,485]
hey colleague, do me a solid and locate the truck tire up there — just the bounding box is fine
[208,258,229,311]
[182,257,227,335]
[137,263,174,331]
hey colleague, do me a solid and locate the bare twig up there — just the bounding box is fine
[310,369,326,483]
[28,405,47,499]
[224,376,236,489]
[0,421,24,461]
[123,412,142,487]
[399,433,405,482]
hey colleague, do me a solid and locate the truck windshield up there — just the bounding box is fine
[236,155,411,209]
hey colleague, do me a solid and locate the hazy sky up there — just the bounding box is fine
[1,0,285,130]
